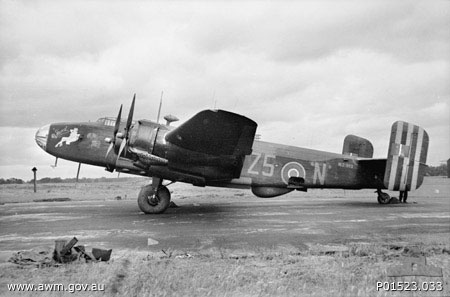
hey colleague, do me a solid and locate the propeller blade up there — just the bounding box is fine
[105,142,114,158]
[125,94,135,138]
[114,104,123,138]
[105,104,123,159]
[116,140,127,164]
[112,94,135,164]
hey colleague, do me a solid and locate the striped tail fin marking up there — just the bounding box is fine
[383,121,429,191]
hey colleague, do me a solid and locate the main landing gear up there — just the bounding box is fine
[376,189,391,204]
[376,189,409,204]
[399,191,408,203]
[138,177,171,214]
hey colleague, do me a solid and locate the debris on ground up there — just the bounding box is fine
[169,201,178,208]
[147,237,159,246]
[8,246,54,267]
[390,197,400,204]
[8,237,112,267]
[175,253,192,259]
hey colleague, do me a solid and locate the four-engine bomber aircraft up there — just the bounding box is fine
[35,95,429,214]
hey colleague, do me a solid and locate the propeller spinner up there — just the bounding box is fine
[116,94,135,163]
[105,104,122,158]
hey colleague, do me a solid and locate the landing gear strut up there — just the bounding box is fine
[399,191,408,203]
[138,177,171,214]
[376,189,391,204]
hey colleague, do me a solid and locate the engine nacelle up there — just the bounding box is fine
[129,121,160,153]
[251,186,293,198]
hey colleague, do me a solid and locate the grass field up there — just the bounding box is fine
[0,177,449,296]
[1,243,449,297]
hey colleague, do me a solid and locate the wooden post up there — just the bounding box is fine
[32,167,37,193]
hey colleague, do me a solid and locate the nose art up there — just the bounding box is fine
[35,124,50,150]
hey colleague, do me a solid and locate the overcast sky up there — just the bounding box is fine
[0,1,449,180]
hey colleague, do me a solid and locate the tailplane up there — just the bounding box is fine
[383,121,429,191]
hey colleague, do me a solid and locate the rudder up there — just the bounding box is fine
[384,121,429,191]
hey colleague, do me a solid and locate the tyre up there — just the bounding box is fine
[377,192,391,204]
[138,185,171,214]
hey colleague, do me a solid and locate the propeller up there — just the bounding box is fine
[105,104,123,158]
[116,94,136,163]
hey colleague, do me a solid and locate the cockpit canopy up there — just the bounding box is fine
[96,117,136,127]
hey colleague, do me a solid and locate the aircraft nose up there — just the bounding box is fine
[35,124,50,150]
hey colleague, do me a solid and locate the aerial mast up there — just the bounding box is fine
[156,91,163,124]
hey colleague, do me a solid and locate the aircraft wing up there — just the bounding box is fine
[165,109,257,157]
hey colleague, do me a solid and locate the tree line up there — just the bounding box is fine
[426,163,448,177]
[0,177,140,185]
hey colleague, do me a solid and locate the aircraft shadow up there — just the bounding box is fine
[336,201,415,208]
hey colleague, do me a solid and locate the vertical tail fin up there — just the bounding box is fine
[384,121,429,191]
[342,135,374,158]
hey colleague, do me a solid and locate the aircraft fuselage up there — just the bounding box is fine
[36,120,386,196]
[35,105,429,214]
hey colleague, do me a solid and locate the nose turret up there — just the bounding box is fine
[35,124,50,150]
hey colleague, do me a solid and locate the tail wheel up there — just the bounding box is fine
[377,192,391,204]
[138,185,171,214]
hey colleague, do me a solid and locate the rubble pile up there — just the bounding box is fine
[9,237,112,267]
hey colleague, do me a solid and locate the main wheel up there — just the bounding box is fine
[138,185,171,214]
[377,192,391,204]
